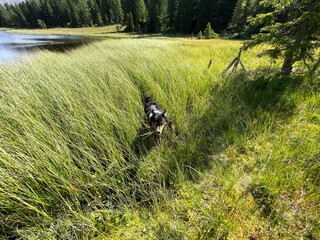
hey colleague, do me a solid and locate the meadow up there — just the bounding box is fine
[0,37,319,239]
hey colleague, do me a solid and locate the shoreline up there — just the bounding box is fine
[0,26,166,39]
[0,26,209,40]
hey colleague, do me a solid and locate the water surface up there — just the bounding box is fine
[0,30,99,62]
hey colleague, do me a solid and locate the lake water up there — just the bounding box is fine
[0,30,98,62]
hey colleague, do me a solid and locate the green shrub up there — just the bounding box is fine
[204,22,218,39]
[37,19,47,29]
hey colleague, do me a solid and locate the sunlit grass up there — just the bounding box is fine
[0,37,319,239]
[1,25,122,36]
[1,25,163,38]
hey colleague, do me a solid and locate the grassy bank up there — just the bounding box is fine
[0,25,162,38]
[0,38,319,239]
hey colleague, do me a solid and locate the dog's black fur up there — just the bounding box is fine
[143,93,168,137]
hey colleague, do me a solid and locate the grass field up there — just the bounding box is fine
[0,37,319,239]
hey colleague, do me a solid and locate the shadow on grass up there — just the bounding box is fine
[153,71,305,185]
[131,126,160,158]
[198,70,303,149]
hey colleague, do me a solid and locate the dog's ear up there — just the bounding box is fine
[162,110,166,115]
[144,92,150,98]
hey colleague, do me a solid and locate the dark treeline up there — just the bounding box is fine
[0,0,266,35]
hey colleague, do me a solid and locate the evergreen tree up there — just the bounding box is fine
[39,0,55,27]
[136,0,147,24]
[37,19,47,28]
[204,22,218,38]
[122,0,147,32]
[133,0,147,31]
[25,0,41,28]
[19,2,32,28]
[176,0,197,33]
[167,0,178,32]
[147,0,161,32]
[214,0,238,32]
[0,4,10,27]
[3,3,16,27]
[228,0,253,34]
[194,0,216,34]
[107,0,123,23]
[87,0,103,26]
[66,0,80,27]
[99,0,109,24]
[245,0,272,35]
[120,0,130,17]
[245,0,320,75]
[158,0,168,32]
[126,11,134,32]
[12,4,27,27]
[77,0,91,26]
[57,0,71,27]
[228,0,244,33]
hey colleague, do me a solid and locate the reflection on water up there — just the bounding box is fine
[0,30,99,62]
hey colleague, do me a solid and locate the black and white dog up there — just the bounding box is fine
[143,93,168,137]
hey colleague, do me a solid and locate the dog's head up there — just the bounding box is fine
[150,110,168,136]
[143,93,151,102]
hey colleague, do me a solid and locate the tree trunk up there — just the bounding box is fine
[281,51,294,75]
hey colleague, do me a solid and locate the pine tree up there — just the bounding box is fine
[176,0,197,33]
[148,0,161,33]
[108,0,123,23]
[51,0,70,27]
[126,11,134,32]
[167,0,178,32]
[122,0,147,32]
[19,2,32,28]
[197,30,203,39]
[228,0,253,34]
[66,0,80,27]
[39,0,55,27]
[245,0,320,75]
[0,4,10,27]
[12,4,27,27]
[77,0,91,26]
[26,0,41,28]
[136,0,147,23]
[214,0,238,32]
[158,0,168,32]
[99,0,108,24]
[194,0,215,34]
[134,0,147,31]
[228,0,244,33]
[37,19,47,29]
[3,3,16,27]
[87,0,103,26]
[204,22,218,39]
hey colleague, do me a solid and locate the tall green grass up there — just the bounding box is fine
[0,38,319,239]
